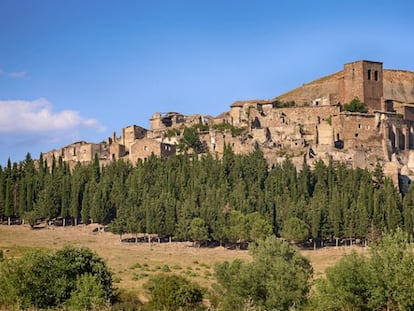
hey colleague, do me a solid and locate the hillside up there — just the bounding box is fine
[383,69,414,103]
[275,70,343,105]
[275,68,414,105]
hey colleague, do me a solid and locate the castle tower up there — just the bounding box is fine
[340,60,383,111]
[150,112,163,130]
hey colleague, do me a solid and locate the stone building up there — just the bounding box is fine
[129,138,175,163]
[42,141,109,169]
[339,60,383,111]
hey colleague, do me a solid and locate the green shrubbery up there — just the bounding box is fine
[212,123,246,137]
[311,229,414,310]
[143,274,205,311]
[273,100,296,108]
[0,246,113,310]
[213,236,313,310]
[343,97,368,113]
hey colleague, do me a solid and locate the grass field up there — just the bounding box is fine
[0,224,365,303]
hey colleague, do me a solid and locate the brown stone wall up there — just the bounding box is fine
[393,104,414,122]
[109,143,126,160]
[340,60,383,110]
[160,142,176,158]
[200,131,254,157]
[43,141,108,167]
[332,113,381,149]
[272,105,339,125]
[78,143,102,163]
[229,106,244,126]
[129,138,175,164]
[122,125,147,150]
[318,123,333,145]
[150,113,163,130]
[385,118,414,152]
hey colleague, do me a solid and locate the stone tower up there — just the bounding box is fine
[340,60,383,111]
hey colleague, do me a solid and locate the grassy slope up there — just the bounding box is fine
[0,224,364,302]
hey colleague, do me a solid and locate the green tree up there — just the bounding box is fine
[280,216,310,243]
[23,209,40,228]
[0,246,113,309]
[179,127,203,153]
[189,217,209,247]
[66,273,108,310]
[367,229,414,310]
[246,212,273,242]
[144,274,204,311]
[343,97,368,113]
[311,252,370,310]
[226,210,249,246]
[214,236,313,310]
[311,229,414,310]
[109,217,127,240]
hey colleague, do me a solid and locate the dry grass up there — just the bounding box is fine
[0,224,364,302]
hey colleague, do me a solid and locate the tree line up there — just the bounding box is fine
[1,146,414,246]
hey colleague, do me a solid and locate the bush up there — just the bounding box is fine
[311,229,414,310]
[212,123,246,137]
[213,236,312,310]
[143,274,205,311]
[66,273,108,310]
[280,217,310,243]
[273,100,296,108]
[0,246,113,309]
[343,97,368,113]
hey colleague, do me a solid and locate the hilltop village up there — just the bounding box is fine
[43,60,414,187]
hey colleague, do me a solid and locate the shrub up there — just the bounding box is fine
[0,246,113,309]
[144,274,204,311]
[343,97,368,113]
[213,236,312,310]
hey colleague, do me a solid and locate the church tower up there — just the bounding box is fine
[340,60,383,111]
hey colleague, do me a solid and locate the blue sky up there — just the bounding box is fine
[0,0,413,165]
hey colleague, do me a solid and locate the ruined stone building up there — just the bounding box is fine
[42,60,414,185]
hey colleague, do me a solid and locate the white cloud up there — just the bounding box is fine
[8,71,26,78]
[0,98,105,134]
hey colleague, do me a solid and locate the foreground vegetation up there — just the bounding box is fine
[0,246,113,310]
[1,230,414,310]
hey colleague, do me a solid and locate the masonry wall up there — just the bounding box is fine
[109,143,126,160]
[332,113,382,149]
[229,106,244,126]
[273,105,340,125]
[318,123,333,145]
[340,60,383,110]
[129,138,175,164]
[122,125,147,147]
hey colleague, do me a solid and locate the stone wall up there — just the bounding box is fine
[317,122,333,145]
[129,138,175,163]
[332,113,382,150]
[121,125,147,148]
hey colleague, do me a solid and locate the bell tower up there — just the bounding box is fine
[340,60,383,111]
